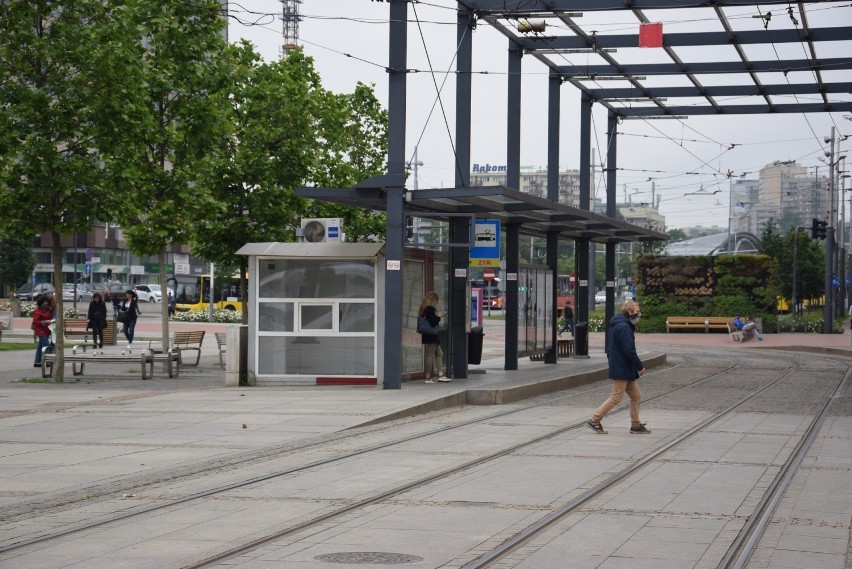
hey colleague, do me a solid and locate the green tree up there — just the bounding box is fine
[667,228,688,242]
[106,0,231,350]
[760,220,823,305]
[0,0,135,381]
[0,236,36,296]
[192,46,387,322]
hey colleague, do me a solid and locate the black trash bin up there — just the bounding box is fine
[468,326,484,365]
[574,321,588,356]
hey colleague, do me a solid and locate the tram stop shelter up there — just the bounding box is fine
[296,1,850,389]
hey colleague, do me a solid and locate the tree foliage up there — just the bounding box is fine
[103,0,231,345]
[760,221,823,301]
[191,45,388,321]
[0,0,138,380]
[0,236,35,295]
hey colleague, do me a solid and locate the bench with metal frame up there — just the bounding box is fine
[215,332,226,367]
[41,347,180,380]
[149,330,205,366]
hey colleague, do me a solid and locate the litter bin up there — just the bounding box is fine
[574,321,588,356]
[468,326,484,365]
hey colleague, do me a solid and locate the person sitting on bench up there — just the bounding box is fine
[733,314,764,341]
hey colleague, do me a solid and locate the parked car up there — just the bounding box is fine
[142,284,173,303]
[14,282,55,301]
[99,280,128,302]
[62,283,94,303]
[594,290,607,305]
[134,284,161,303]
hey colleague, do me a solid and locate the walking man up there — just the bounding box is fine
[587,298,650,434]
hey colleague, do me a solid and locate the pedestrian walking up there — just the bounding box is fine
[86,292,108,349]
[587,298,650,434]
[119,290,140,350]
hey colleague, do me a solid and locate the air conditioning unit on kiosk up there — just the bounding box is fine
[300,218,343,243]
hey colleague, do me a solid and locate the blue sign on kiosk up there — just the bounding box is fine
[470,220,500,263]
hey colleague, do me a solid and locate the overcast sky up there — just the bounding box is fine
[228,1,852,231]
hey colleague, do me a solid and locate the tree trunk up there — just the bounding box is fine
[159,249,170,371]
[51,231,65,383]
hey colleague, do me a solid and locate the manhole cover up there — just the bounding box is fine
[313,552,424,564]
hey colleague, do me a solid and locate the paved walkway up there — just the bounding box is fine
[1,316,851,567]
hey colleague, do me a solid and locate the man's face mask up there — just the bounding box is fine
[628,311,641,324]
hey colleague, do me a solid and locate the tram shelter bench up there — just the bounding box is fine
[41,348,180,380]
[666,316,732,333]
[529,339,574,361]
[149,330,205,366]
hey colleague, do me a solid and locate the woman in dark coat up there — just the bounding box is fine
[87,292,108,349]
[119,290,140,349]
[417,291,450,383]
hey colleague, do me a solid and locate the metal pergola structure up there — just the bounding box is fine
[300,1,852,389]
[465,0,851,337]
[468,0,852,118]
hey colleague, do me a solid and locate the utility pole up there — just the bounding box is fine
[407,146,423,191]
[824,127,836,333]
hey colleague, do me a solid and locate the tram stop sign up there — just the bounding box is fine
[483,269,496,281]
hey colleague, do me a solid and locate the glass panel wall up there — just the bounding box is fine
[402,259,425,374]
[256,257,377,377]
[515,265,553,356]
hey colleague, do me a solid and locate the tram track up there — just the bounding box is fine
[0,358,721,556]
[1,353,846,569]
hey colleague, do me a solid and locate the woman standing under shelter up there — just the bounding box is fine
[418,291,450,383]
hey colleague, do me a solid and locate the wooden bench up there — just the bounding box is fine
[63,318,117,347]
[63,318,90,341]
[149,330,205,366]
[215,332,226,367]
[666,316,732,333]
[41,347,180,380]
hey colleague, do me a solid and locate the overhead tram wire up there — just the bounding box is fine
[759,4,828,152]
[409,2,464,186]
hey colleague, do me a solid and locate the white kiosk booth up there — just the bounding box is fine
[237,242,385,386]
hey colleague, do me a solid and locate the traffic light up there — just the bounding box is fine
[404,216,414,241]
[811,218,827,240]
[106,268,112,278]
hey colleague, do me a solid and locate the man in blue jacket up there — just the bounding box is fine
[587,298,650,434]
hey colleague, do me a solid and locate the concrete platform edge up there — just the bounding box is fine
[466,353,667,406]
[351,353,667,428]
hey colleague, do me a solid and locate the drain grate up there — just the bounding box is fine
[313,552,424,564]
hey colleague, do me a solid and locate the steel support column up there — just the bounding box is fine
[505,222,520,370]
[505,40,524,367]
[449,5,474,378]
[576,94,592,357]
[382,0,408,389]
[604,111,618,352]
[546,72,561,364]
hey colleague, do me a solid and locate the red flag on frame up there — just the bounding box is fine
[639,22,663,48]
